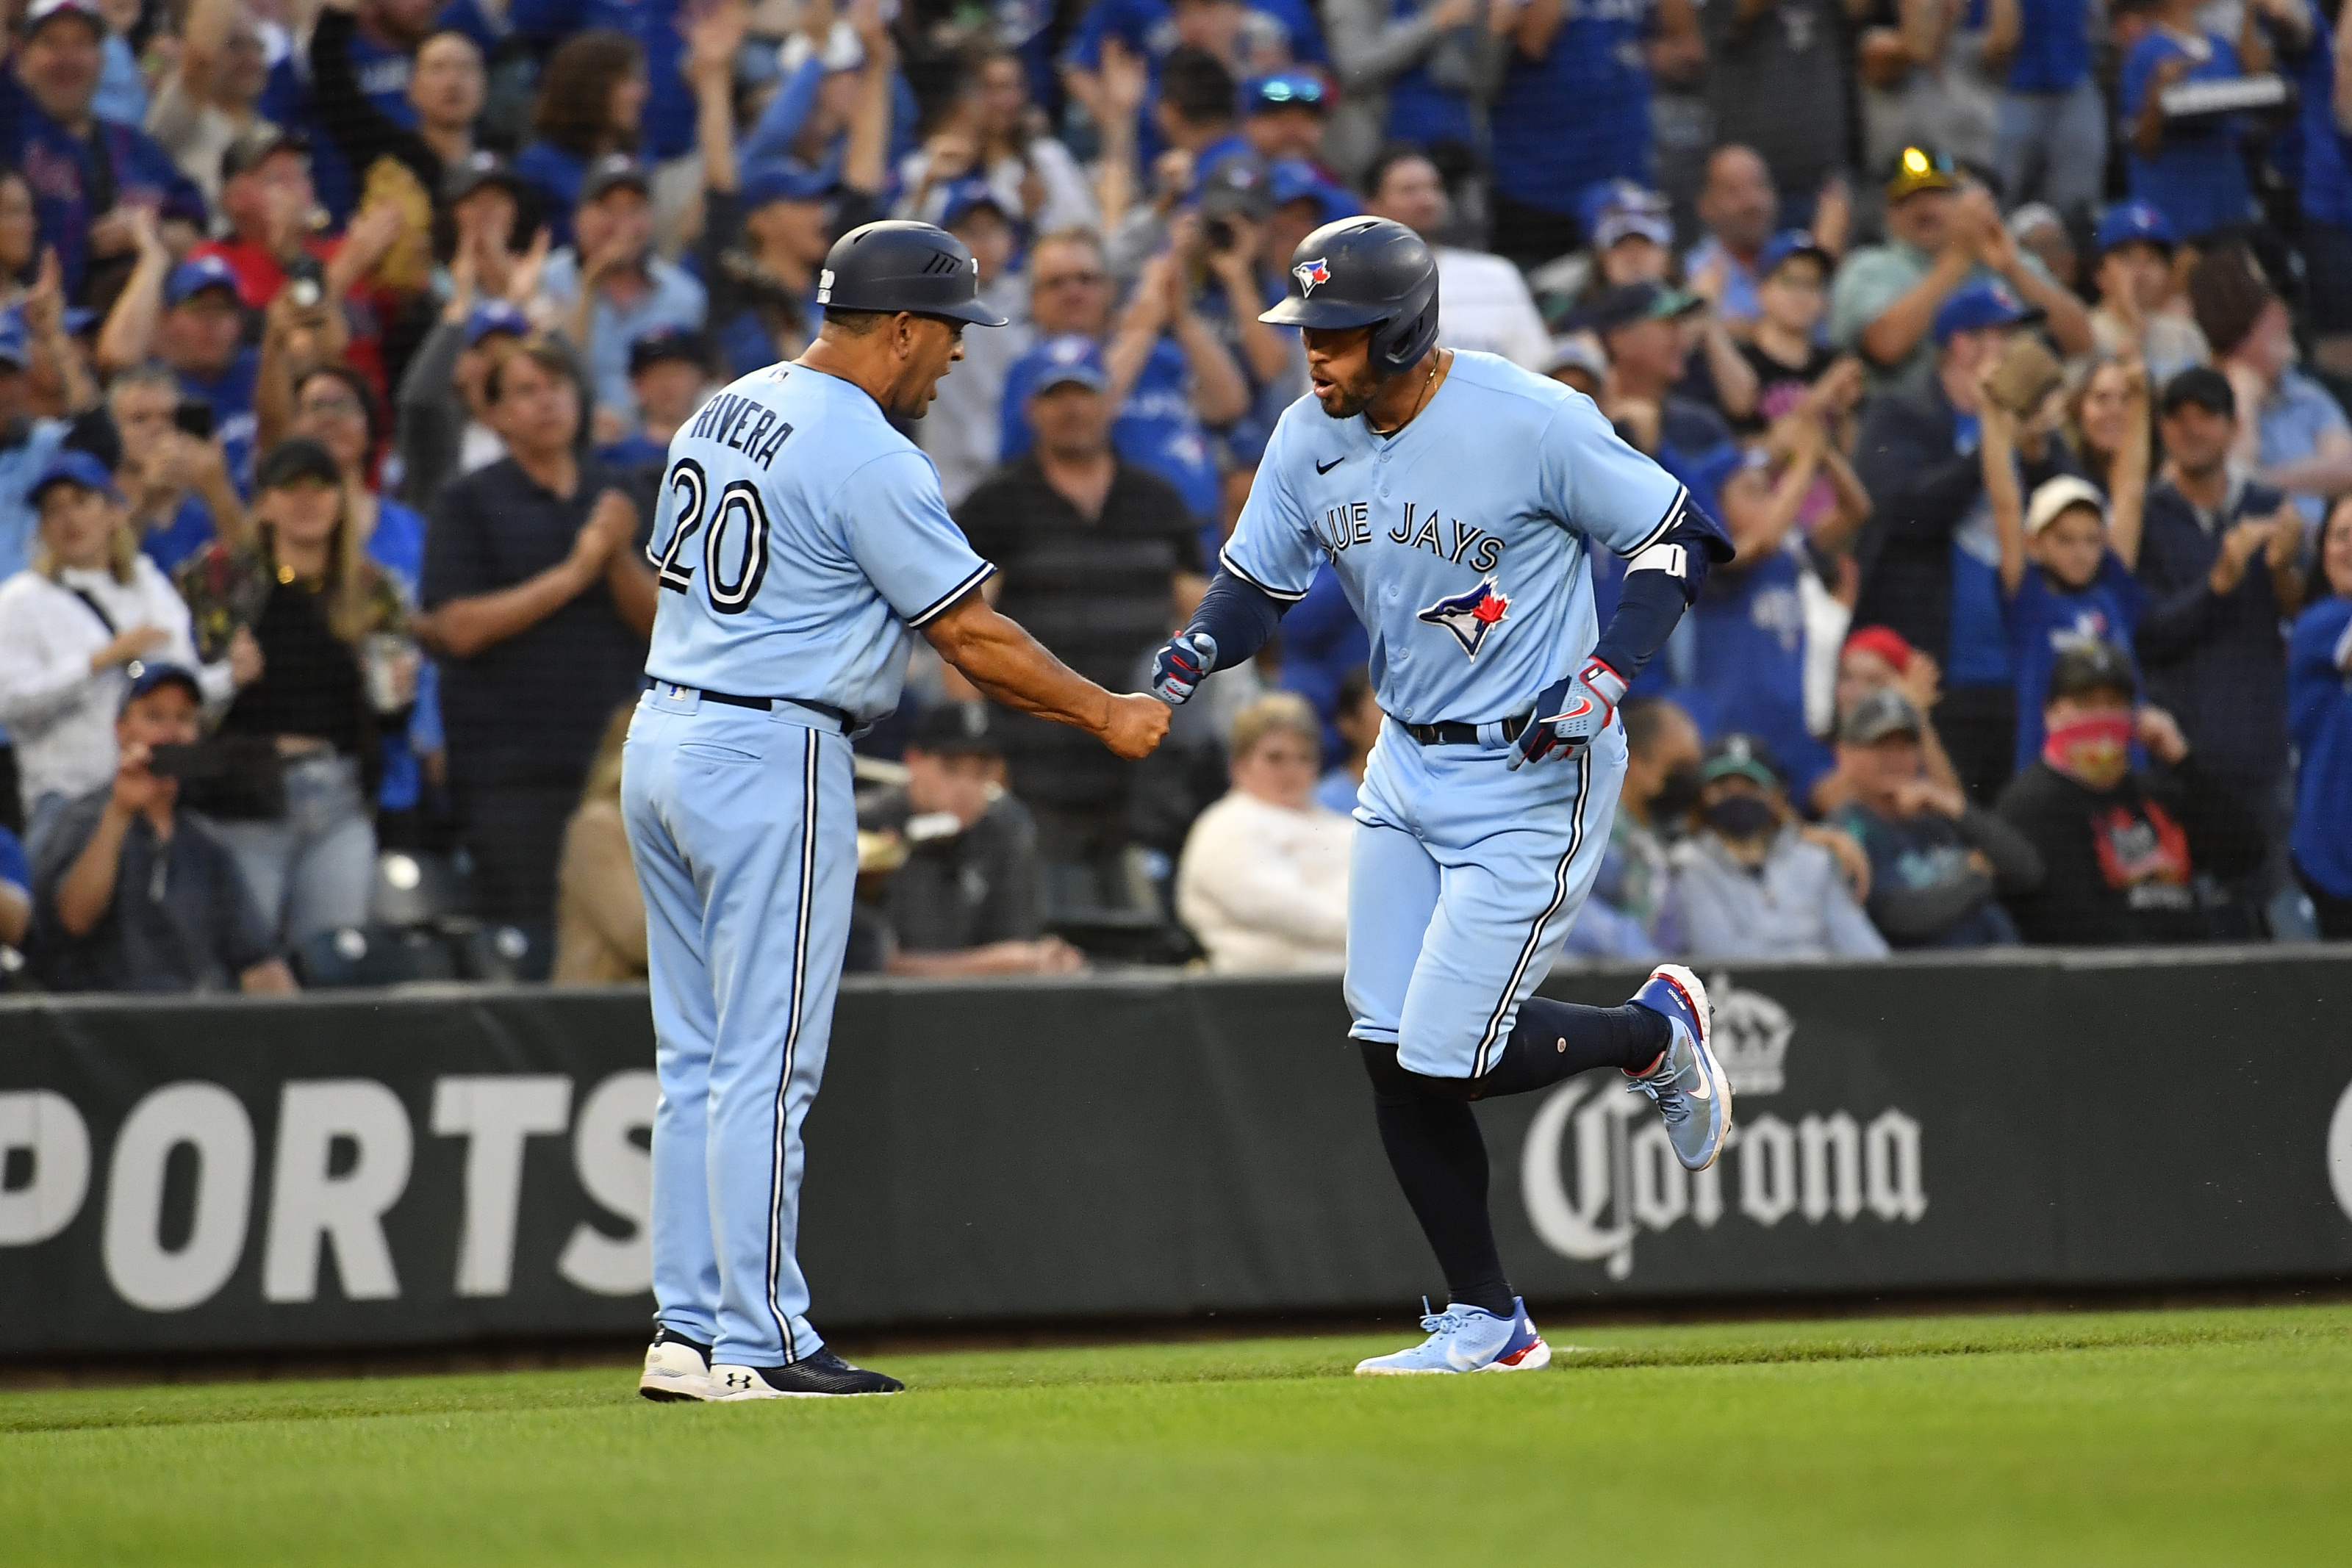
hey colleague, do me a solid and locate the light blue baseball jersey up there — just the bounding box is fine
[641,363,996,718]
[1221,350,1688,727]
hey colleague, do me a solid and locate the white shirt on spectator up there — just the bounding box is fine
[1177,788,1352,973]
[1434,246,1550,371]
[894,140,1100,237]
[0,561,232,812]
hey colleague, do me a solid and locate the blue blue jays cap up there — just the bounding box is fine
[1757,229,1834,281]
[463,299,530,347]
[29,448,123,508]
[1580,179,1669,248]
[121,661,202,711]
[939,175,1008,230]
[2095,200,2176,256]
[579,153,651,205]
[1932,279,2042,344]
[740,159,838,211]
[165,255,241,309]
[1030,333,1107,394]
[1269,158,1355,224]
[1242,72,1328,113]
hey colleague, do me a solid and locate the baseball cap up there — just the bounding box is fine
[1242,72,1327,114]
[1885,144,1959,202]
[1269,158,1355,224]
[220,124,306,188]
[2047,640,2137,703]
[2160,364,2235,417]
[1757,230,1833,281]
[2095,200,2176,256]
[1583,179,1672,251]
[21,0,104,40]
[579,154,651,205]
[28,449,123,508]
[254,436,342,491]
[1701,732,1783,791]
[2006,201,2065,243]
[0,311,27,370]
[938,175,1008,231]
[1843,624,1917,672]
[1197,154,1273,220]
[741,159,838,211]
[121,661,202,711]
[442,148,529,206]
[1932,279,2041,344]
[2024,474,2107,537]
[1029,333,1108,394]
[1582,280,1705,334]
[907,702,1003,756]
[463,299,530,347]
[165,256,242,309]
[1542,334,1608,381]
[1839,687,1924,746]
[628,325,708,378]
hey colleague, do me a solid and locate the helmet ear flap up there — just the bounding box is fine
[1374,289,1440,375]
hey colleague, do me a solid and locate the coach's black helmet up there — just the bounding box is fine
[817,220,1010,327]
[1260,216,1439,375]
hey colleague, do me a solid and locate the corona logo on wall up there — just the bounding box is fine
[1519,974,1928,1280]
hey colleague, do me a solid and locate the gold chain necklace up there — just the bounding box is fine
[1369,350,1444,437]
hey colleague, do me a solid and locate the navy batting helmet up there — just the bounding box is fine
[817,220,1010,326]
[1260,216,1439,375]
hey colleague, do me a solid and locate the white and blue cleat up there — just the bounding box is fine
[1355,1298,1551,1375]
[1624,963,1732,1171]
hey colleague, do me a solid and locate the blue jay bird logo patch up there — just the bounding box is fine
[1418,578,1510,658]
[1294,256,1331,296]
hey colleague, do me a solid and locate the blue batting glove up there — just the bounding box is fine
[1507,658,1628,770]
[1150,630,1218,706]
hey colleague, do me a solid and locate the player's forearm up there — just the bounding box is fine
[1179,570,1289,669]
[923,597,1119,738]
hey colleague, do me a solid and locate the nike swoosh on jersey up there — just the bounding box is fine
[1316,456,1346,474]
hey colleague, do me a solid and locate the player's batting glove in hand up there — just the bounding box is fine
[1150,631,1217,706]
[1508,658,1628,770]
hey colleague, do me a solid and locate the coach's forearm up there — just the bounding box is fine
[922,594,1117,737]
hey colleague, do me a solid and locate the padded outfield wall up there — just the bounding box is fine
[1,950,2349,1356]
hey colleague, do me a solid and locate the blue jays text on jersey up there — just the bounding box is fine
[1221,350,1686,728]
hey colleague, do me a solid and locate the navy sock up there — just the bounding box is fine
[1477,998,1671,1096]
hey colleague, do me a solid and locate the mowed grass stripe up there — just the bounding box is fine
[1,1306,2348,1567]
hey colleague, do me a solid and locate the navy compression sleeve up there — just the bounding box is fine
[1588,500,1737,681]
[1180,569,1291,670]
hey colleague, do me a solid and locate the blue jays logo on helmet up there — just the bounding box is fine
[1417,577,1510,659]
[1294,256,1330,296]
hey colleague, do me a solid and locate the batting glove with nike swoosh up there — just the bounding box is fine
[1149,631,1218,705]
[1507,658,1627,770]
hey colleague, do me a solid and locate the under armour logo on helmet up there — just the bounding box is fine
[1294,256,1330,296]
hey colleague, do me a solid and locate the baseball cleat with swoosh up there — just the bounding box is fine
[1624,964,1732,1170]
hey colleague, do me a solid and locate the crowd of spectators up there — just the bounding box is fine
[1,0,2350,998]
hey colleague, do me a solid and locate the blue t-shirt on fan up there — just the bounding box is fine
[262,27,415,224]
[1488,0,1654,215]
[2120,29,2256,241]
[1943,412,2011,689]
[2006,0,2093,93]
[2002,550,2143,767]
[1662,542,1835,805]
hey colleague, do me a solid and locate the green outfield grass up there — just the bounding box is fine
[4,1303,2349,1566]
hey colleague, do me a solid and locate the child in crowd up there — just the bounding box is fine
[1981,362,2151,770]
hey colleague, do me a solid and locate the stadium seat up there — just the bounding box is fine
[448,918,556,984]
[370,850,473,928]
[290,925,463,988]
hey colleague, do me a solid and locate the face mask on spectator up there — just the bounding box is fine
[1703,794,1777,841]
[2043,712,2134,791]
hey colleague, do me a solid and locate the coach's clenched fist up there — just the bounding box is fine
[1102,692,1173,759]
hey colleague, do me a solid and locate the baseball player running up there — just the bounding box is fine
[627,221,1169,1400]
[1150,217,1738,1375]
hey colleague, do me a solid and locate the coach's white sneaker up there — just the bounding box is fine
[638,1327,714,1402]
